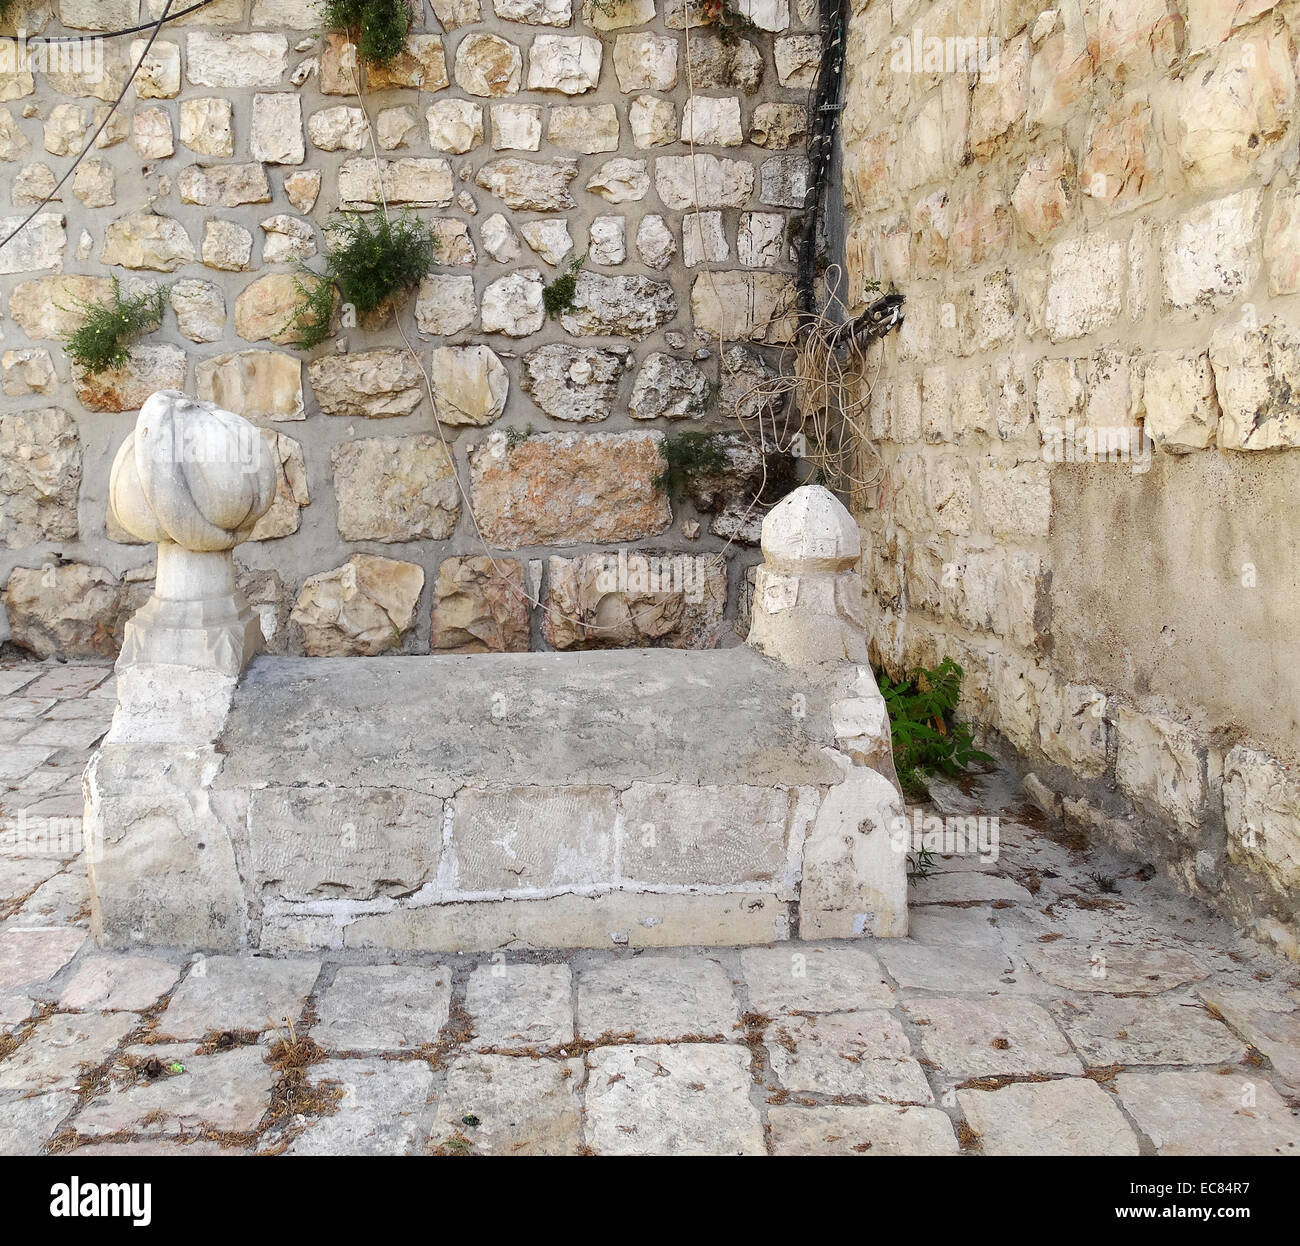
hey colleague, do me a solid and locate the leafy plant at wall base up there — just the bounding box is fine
[542,257,584,320]
[654,430,729,501]
[908,846,938,886]
[63,278,165,375]
[288,211,436,349]
[319,0,412,68]
[876,658,994,799]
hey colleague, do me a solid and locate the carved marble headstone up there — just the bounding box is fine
[108,389,276,676]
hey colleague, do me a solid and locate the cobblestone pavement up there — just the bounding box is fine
[1,659,1298,1156]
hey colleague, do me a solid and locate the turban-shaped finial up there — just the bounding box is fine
[109,390,276,552]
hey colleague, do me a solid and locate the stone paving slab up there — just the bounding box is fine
[465,962,574,1049]
[1198,985,1300,1088]
[1116,1071,1300,1156]
[769,1105,960,1155]
[0,1011,136,1093]
[157,956,321,1040]
[59,956,182,1013]
[910,873,1034,904]
[1052,995,1246,1068]
[1025,942,1209,995]
[0,928,86,991]
[19,667,110,699]
[904,997,1083,1079]
[577,955,739,1040]
[288,1058,435,1156]
[875,942,1049,995]
[741,945,894,1014]
[957,1079,1140,1156]
[0,747,56,782]
[430,1054,583,1156]
[585,1043,765,1155]
[74,1044,275,1138]
[311,965,451,1052]
[766,1010,933,1102]
[0,1090,75,1156]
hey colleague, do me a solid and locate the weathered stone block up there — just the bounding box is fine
[250,787,442,902]
[309,349,425,419]
[291,555,425,657]
[451,786,617,890]
[619,783,790,884]
[542,550,726,649]
[332,434,460,542]
[430,555,531,653]
[0,407,81,548]
[469,430,670,549]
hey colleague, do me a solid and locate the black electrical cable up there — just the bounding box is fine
[796,0,848,323]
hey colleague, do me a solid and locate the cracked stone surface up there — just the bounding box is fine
[1,667,1298,1155]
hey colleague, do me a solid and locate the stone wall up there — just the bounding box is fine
[0,0,817,658]
[841,0,1300,955]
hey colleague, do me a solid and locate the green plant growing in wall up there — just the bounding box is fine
[504,424,534,448]
[288,210,436,350]
[63,277,166,375]
[542,256,584,320]
[654,429,729,501]
[319,0,412,68]
[876,657,994,799]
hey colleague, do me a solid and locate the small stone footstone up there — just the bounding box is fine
[577,956,739,1041]
[910,872,1033,904]
[740,945,894,1015]
[429,1054,583,1156]
[1053,995,1245,1067]
[875,943,1049,995]
[1199,985,1300,1087]
[311,965,450,1052]
[765,1011,933,1103]
[0,1012,135,1093]
[59,956,181,1013]
[1117,1071,1300,1155]
[1025,942,1207,995]
[0,1091,74,1155]
[73,1043,274,1138]
[0,928,86,991]
[906,907,1006,948]
[585,1044,765,1155]
[957,1079,1139,1156]
[287,1058,434,1156]
[903,997,1082,1078]
[466,962,573,1049]
[770,1105,960,1156]
[157,956,320,1039]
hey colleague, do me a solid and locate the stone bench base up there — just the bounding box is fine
[86,649,907,952]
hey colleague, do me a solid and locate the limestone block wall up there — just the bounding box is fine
[841,0,1300,955]
[0,0,819,659]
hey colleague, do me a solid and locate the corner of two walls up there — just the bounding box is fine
[841,0,1300,957]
